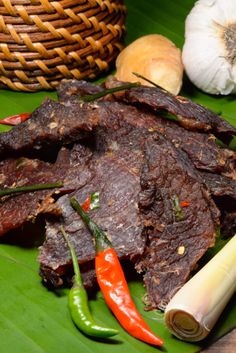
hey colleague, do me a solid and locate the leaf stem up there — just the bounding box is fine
[80,82,139,102]
[0,182,63,197]
[132,72,164,90]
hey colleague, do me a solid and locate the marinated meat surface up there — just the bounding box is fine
[0,78,235,310]
[0,157,61,236]
[105,76,236,140]
[200,171,236,199]
[0,98,99,157]
[94,100,236,177]
[220,211,236,238]
[136,134,217,310]
[39,102,220,303]
[0,145,93,236]
[58,78,236,176]
[158,120,236,175]
[57,79,104,103]
[0,79,235,179]
[39,153,145,288]
[39,104,156,287]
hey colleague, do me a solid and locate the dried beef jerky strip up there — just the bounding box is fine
[220,211,236,238]
[199,171,236,200]
[135,133,218,310]
[105,76,236,140]
[152,116,236,175]
[57,79,104,103]
[0,98,99,158]
[39,153,145,288]
[99,100,236,176]
[0,157,61,236]
[0,144,93,236]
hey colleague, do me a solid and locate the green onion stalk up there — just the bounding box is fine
[0,182,63,197]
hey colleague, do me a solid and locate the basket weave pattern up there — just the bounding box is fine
[0,0,126,91]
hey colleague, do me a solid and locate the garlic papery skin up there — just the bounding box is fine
[182,0,236,95]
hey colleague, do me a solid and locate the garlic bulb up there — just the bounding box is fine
[182,0,236,95]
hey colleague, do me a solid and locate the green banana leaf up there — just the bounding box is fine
[0,1,235,352]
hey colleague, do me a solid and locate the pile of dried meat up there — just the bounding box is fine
[0,77,235,310]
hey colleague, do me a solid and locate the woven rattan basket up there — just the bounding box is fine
[0,0,126,91]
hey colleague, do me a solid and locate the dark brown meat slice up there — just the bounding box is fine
[0,144,93,236]
[38,102,221,301]
[39,153,145,288]
[201,172,236,240]
[57,79,104,103]
[199,171,236,199]
[135,134,217,310]
[0,157,61,236]
[105,76,236,141]
[1,79,234,177]
[0,98,99,158]
[158,120,236,175]
[38,102,163,287]
[220,210,236,238]
[98,101,236,177]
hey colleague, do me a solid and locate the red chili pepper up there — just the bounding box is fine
[81,195,91,212]
[0,113,30,126]
[70,197,164,347]
[81,192,100,212]
[96,248,163,346]
[180,201,190,207]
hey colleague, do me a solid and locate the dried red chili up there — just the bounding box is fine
[0,113,30,126]
[70,197,164,347]
[81,192,100,212]
[81,195,91,212]
[180,201,190,207]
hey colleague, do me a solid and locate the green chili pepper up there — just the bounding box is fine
[60,226,118,339]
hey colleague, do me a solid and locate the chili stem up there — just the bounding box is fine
[80,82,139,102]
[70,197,111,253]
[60,226,82,286]
[0,182,63,197]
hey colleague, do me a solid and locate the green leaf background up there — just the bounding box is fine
[0,1,235,352]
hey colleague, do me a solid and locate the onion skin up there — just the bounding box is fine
[115,34,183,95]
[164,234,236,342]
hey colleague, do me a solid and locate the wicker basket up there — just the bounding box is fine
[0,0,126,91]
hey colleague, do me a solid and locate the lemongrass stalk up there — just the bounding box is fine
[164,234,236,342]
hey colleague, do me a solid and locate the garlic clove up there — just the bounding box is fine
[182,0,236,95]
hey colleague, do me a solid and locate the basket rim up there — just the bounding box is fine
[0,0,125,16]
